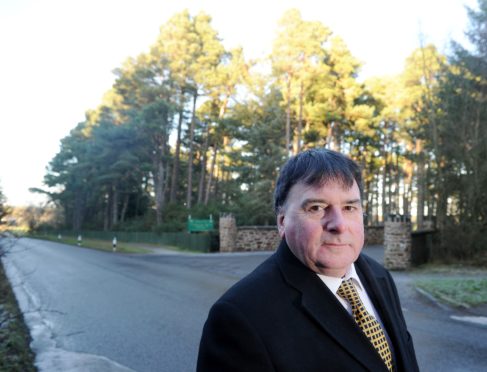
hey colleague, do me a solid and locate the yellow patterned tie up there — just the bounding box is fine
[337,279,394,371]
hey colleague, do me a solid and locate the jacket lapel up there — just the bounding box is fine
[276,241,388,372]
[355,254,411,370]
[355,255,393,330]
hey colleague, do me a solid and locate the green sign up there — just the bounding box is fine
[187,218,214,232]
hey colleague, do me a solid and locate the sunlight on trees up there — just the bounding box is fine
[30,2,487,261]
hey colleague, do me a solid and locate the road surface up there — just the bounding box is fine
[1,237,486,371]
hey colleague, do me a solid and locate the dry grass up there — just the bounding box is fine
[0,261,36,371]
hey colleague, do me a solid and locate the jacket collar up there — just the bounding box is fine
[275,240,388,372]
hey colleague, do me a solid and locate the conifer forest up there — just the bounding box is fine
[36,2,487,260]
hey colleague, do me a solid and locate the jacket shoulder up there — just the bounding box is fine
[218,253,285,306]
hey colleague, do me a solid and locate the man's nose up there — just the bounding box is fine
[323,207,346,233]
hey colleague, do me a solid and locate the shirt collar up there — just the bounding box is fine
[316,263,364,294]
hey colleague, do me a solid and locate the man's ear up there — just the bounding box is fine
[277,213,285,238]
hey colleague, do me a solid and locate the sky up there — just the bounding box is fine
[0,0,478,207]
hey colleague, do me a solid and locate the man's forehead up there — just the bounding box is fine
[294,179,360,194]
[283,180,359,205]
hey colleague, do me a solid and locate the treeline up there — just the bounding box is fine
[38,3,487,259]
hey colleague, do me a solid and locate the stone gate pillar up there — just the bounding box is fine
[384,215,412,270]
[219,214,237,252]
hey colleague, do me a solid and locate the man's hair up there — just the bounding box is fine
[274,148,363,213]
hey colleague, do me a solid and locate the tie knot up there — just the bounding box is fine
[337,279,361,306]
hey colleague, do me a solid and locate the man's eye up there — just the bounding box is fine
[307,205,325,213]
[344,205,357,212]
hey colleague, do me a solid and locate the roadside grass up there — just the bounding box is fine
[32,234,153,254]
[414,278,487,307]
[413,263,487,275]
[29,233,204,254]
[0,261,36,371]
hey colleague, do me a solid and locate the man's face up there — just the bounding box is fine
[277,179,364,277]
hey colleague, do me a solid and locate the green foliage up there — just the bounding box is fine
[34,4,487,262]
[426,0,487,258]
[229,87,287,225]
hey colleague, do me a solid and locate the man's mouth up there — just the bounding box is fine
[321,242,348,247]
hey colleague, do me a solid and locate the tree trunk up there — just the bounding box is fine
[103,193,109,231]
[120,193,129,223]
[373,176,379,224]
[382,151,388,222]
[403,141,414,217]
[204,143,218,205]
[169,91,185,203]
[388,156,394,214]
[218,137,229,204]
[403,162,413,217]
[285,75,292,156]
[326,122,334,149]
[111,185,118,228]
[154,156,166,225]
[415,139,425,229]
[186,90,198,209]
[295,81,304,154]
[394,150,401,214]
[73,191,84,231]
[364,177,371,226]
[197,121,210,205]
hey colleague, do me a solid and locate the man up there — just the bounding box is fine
[197,148,419,372]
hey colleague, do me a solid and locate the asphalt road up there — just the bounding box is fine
[1,237,486,372]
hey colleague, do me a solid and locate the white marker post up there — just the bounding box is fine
[112,236,117,252]
[77,235,82,246]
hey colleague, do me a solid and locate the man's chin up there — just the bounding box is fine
[314,260,350,277]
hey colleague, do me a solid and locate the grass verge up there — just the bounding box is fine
[0,260,36,371]
[30,233,204,254]
[414,278,487,307]
[33,234,152,254]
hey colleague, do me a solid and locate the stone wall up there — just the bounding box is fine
[219,215,279,252]
[384,216,412,270]
[220,215,386,253]
[365,225,384,245]
[235,226,281,251]
[219,215,238,252]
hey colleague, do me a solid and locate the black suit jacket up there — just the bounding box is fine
[197,240,419,372]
